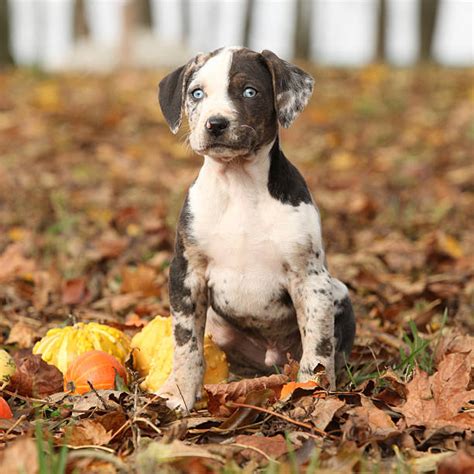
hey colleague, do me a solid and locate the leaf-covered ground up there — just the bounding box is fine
[0,65,473,473]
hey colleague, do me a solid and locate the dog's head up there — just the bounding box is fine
[159,47,314,161]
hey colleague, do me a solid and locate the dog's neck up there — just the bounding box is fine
[201,139,277,190]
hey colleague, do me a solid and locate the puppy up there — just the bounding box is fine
[157,47,355,411]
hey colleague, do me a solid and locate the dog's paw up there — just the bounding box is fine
[155,379,197,414]
[298,358,336,390]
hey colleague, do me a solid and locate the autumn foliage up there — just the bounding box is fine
[0,66,472,472]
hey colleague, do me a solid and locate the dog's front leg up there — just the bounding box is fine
[289,270,338,390]
[156,237,207,412]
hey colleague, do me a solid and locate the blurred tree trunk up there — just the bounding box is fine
[0,0,12,64]
[376,0,385,60]
[295,0,311,59]
[136,0,151,27]
[421,0,439,59]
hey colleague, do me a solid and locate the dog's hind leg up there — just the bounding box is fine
[334,292,356,372]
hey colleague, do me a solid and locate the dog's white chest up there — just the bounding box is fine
[187,157,319,318]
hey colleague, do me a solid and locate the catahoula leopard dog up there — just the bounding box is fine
[156,46,355,411]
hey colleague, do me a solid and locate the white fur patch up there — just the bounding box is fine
[187,48,238,152]
[188,143,323,321]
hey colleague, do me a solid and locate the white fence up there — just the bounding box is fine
[7,0,474,70]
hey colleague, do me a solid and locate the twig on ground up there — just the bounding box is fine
[230,443,278,462]
[227,401,334,439]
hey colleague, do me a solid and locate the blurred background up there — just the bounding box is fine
[0,1,472,372]
[0,0,473,70]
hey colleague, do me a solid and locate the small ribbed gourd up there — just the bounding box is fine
[131,315,229,392]
[33,322,131,374]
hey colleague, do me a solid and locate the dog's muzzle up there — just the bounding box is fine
[206,116,230,137]
[195,118,259,159]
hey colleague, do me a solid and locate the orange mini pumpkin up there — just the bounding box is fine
[0,396,13,419]
[64,350,127,395]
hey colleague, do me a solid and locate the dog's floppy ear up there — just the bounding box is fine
[159,56,202,134]
[261,50,314,128]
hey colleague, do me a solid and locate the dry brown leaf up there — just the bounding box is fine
[6,321,38,348]
[88,235,129,261]
[234,434,288,462]
[62,277,90,305]
[369,233,425,273]
[437,449,474,474]
[374,369,409,407]
[282,356,299,380]
[343,397,398,444]
[32,270,56,310]
[205,374,288,416]
[109,293,141,313]
[121,265,160,297]
[205,374,288,401]
[434,332,474,368]
[0,436,38,474]
[290,395,345,431]
[9,352,63,397]
[135,439,223,470]
[400,353,474,430]
[68,419,114,446]
[0,243,36,283]
[219,389,275,429]
[310,397,346,431]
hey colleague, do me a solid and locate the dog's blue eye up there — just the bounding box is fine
[191,88,204,100]
[243,87,257,98]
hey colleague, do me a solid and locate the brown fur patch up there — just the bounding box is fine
[228,49,278,151]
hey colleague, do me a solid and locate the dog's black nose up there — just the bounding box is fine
[206,116,229,136]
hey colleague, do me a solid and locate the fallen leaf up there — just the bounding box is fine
[343,397,398,444]
[309,397,346,431]
[88,235,128,261]
[31,270,55,310]
[374,369,408,407]
[6,321,38,348]
[400,353,474,430]
[9,352,63,397]
[0,243,35,283]
[68,419,113,446]
[434,332,474,368]
[219,389,274,430]
[370,233,426,273]
[407,452,454,473]
[436,233,464,259]
[437,449,474,474]
[280,381,318,399]
[205,374,288,416]
[0,436,38,474]
[70,390,126,413]
[121,265,160,297]
[62,277,90,305]
[234,434,288,462]
[135,439,223,471]
[282,357,299,380]
[289,395,345,432]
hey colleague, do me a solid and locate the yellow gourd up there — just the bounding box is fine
[0,349,16,389]
[131,315,228,392]
[33,322,131,374]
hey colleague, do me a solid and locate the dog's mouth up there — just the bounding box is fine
[205,143,243,150]
[195,142,253,160]
[190,124,259,160]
